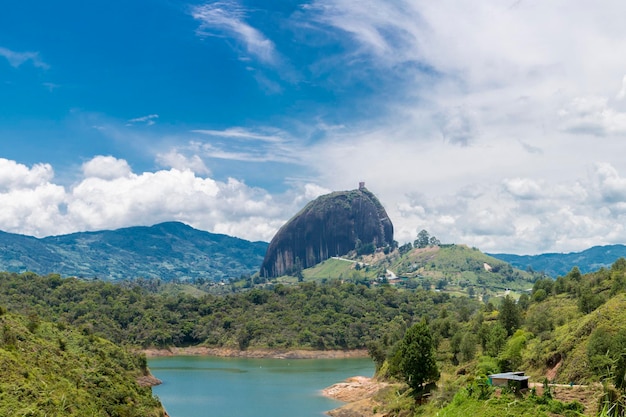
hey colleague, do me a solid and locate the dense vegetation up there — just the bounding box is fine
[4,253,626,416]
[0,221,267,281]
[0,309,164,416]
[0,271,480,350]
[368,258,626,416]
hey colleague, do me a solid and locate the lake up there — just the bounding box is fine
[149,356,374,417]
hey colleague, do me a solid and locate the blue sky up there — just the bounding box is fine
[2,0,626,254]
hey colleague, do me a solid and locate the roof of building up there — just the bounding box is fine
[489,372,530,381]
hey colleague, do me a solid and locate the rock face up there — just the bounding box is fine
[260,186,394,278]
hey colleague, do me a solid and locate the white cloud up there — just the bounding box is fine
[503,178,543,200]
[7,1,626,257]
[127,114,159,126]
[156,149,210,175]
[189,127,303,164]
[191,2,277,65]
[591,162,626,205]
[192,127,285,143]
[617,75,626,100]
[0,156,306,243]
[558,97,626,136]
[271,0,626,254]
[82,156,132,180]
[4,153,626,256]
[0,158,54,191]
[0,46,49,69]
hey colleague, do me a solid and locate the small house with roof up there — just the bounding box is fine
[488,372,529,390]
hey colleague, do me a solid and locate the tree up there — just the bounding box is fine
[399,242,413,254]
[414,230,430,249]
[391,319,440,398]
[517,293,530,310]
[567,266,582,281]
[459,332,478,362]
[498,295,521,336]
[485,323,508,356]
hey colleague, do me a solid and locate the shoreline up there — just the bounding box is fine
[322,376,390,417]
[143,347,376,417]
[142,346,370,359]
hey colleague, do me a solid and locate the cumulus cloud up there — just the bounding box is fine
[0,156,313,243]
[82,156,132,180]
[503,178,543,200]
[591,162,626,205]
[191,1,277,65]
[0,159,68,237]
[0,158,54,191]
[156,149,210,175]
[558,97,626,136]
[5,153,626,255]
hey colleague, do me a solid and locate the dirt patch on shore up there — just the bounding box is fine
[136,374,162,387]
[323,376,386,402]
[323,376,389,417]
[142,347,369,359]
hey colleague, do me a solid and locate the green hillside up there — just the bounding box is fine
[0,222,267,282]
[271,244,539,300]
[0,310,164,416]
[519,262,626,385]
[366,260,626,417]
[2,255,626,416]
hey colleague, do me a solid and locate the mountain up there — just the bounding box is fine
[0,222,268,281]
[489,244,626,277]
[260,185,394,278]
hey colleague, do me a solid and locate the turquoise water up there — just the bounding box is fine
[149,356,374,417]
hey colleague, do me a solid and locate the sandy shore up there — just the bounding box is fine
[142,346,369,359]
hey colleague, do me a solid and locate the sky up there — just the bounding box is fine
[2,0,626,255]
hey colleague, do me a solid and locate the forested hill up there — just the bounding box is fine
[0,222,268,281]
[489,244,626,277]
[0,309,164,416]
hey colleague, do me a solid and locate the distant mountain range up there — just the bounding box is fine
[0,222,268,281]
[489,244,626,277]
[1,220,625,282]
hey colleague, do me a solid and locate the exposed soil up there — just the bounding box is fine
[546,358,562,381]
[136,374,162,387]
[142,347,369,359]
[530,382,603,415]
[322,376,390,417]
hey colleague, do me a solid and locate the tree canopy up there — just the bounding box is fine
[391,319,440,397]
